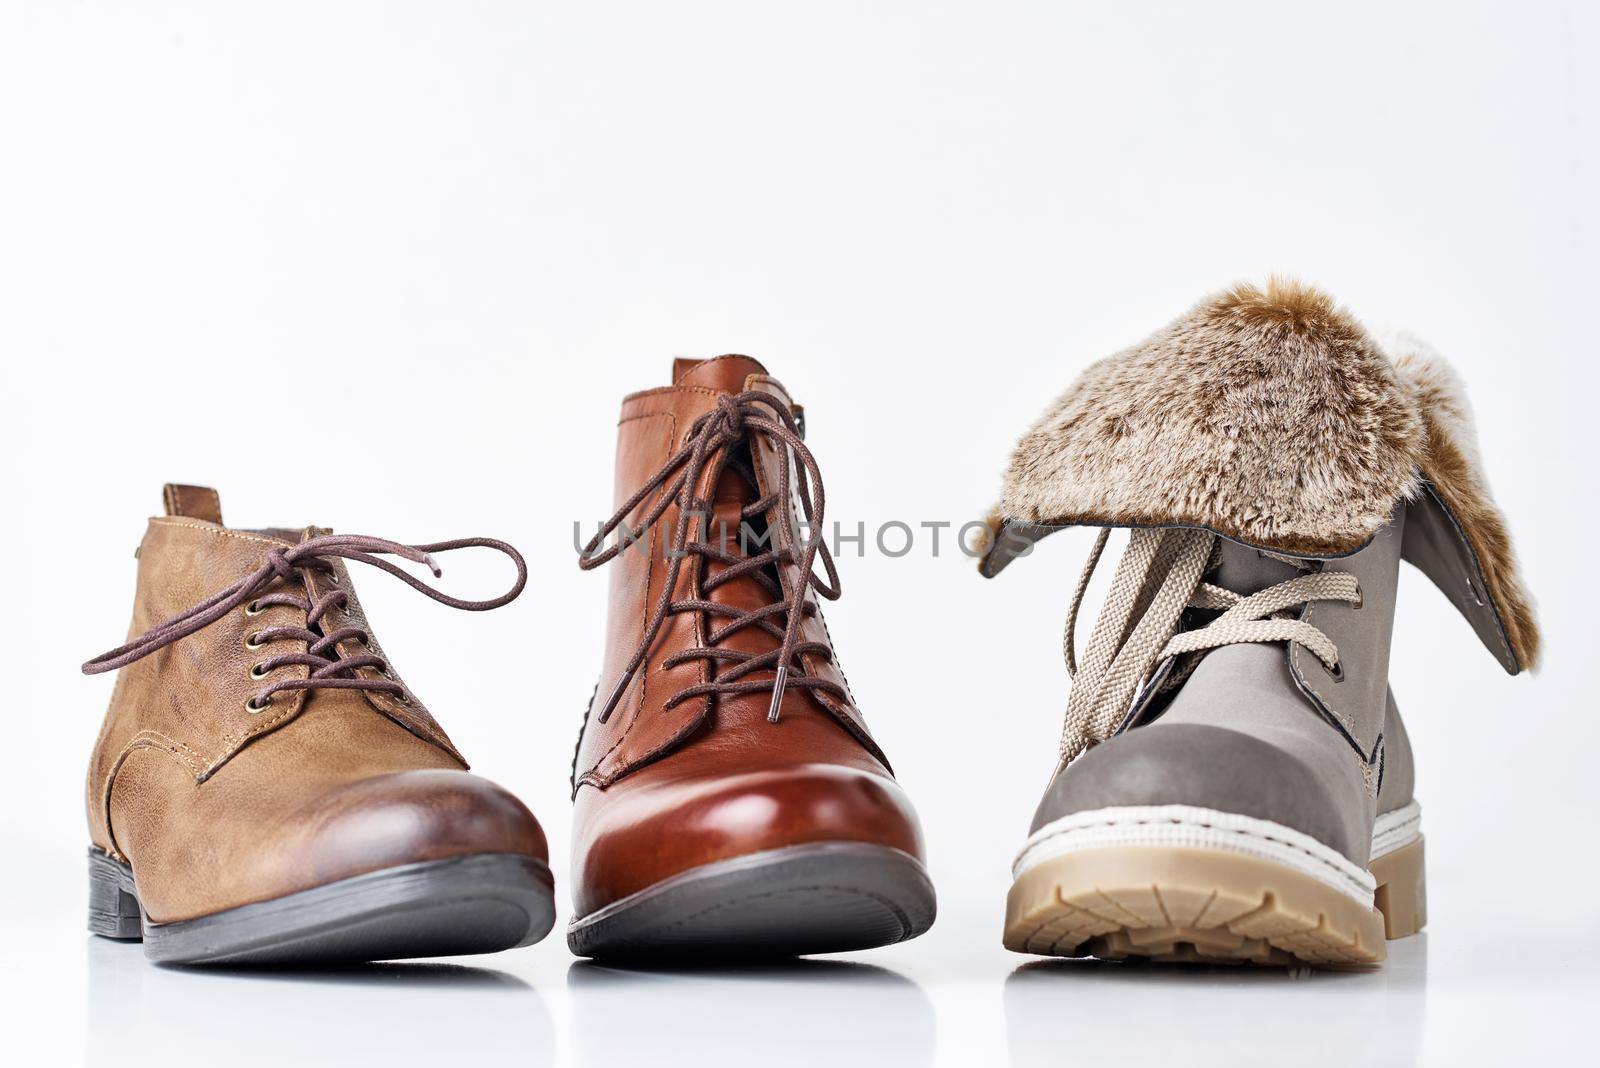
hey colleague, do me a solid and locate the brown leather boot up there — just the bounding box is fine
[82,485,555,964]
[568,356,935,958]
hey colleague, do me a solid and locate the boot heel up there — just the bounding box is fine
[1370,835,1426,939]
[88,848,143,941]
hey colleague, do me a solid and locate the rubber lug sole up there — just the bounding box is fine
[568,842,937,960]
[88,847,556,965]
[1003,836,1426,966]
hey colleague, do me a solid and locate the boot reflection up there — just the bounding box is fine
[85,938,553,1067]
[1003,934,1428,1067]
[569,958,935,1067]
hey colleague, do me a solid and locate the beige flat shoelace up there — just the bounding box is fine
[1059,527,1362,761]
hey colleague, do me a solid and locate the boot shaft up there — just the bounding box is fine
[574,357,886,791]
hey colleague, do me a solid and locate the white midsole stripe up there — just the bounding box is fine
[1370,800,1423,861]
[1013,801,1424,906]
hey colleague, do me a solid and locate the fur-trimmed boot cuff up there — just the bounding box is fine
[980,278,1539,673]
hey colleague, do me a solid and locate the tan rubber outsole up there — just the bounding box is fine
[1003,835,1426,966]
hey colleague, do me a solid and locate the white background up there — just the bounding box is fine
[2,2,1595,1065]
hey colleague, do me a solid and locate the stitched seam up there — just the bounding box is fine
[617,384,726,419]
[1374,803,1423,834]
[219,688,305,749]
[608,415,718,763]
[1421,482,1517,667]
[88,661,134,826]
[310,565,461,761]
[1286,622,1382,766]
[165,485,222,522]
[101,731,206,859]
[589,410,680,776]
[617,410,678,427]
[1365,738,1384,798]
[1296,657,1385,765]
[1021,813,1369,887]
[684,354,756,378]
[592,509,654,769]
[569,683,598,795]
[583,706,708,790]
[1373,816,1422,845]
[113,730,205,775]
[1295,599,1357,738]
[146,518,290,550]
[1371,802,1423,856]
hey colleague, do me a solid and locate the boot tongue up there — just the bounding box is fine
[704,479,783,662]
[670,355,785,662]
[1212,539,1304,596]
[669,356,773,509]
[673,354,769,392]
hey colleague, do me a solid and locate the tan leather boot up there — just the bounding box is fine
[567,356,935,958]
[978,282,1538,966]
[82,485,554,964]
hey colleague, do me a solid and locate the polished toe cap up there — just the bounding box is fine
[291,769,550,887]
[572,763,925,916]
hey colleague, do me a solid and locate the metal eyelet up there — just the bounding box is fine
[250,663,269,680]
[244,632,267,650]
[244,695,270,714]
[1328,660,1345,682]
[245,601,266,617]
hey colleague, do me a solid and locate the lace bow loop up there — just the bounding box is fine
[82,534,528,700]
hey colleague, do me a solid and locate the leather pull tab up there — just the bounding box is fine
[162,484,223,525]
[672,358,703,382]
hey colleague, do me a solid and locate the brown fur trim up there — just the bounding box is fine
[969,505,1003,558]
[1002,278,1424,556]
[1380,331,1540,669]
[994,279,1539,669]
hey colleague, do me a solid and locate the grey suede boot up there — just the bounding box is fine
[979,280,1539,965]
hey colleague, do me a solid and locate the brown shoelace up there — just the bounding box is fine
[579,391,846,725]
[83,534,527,712]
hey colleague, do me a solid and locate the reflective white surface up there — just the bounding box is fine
[4,873,1591,1067]
[5,0,1596,1064]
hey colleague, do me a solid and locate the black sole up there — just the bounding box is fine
[88,847,556,965]
[567,842,936,960]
